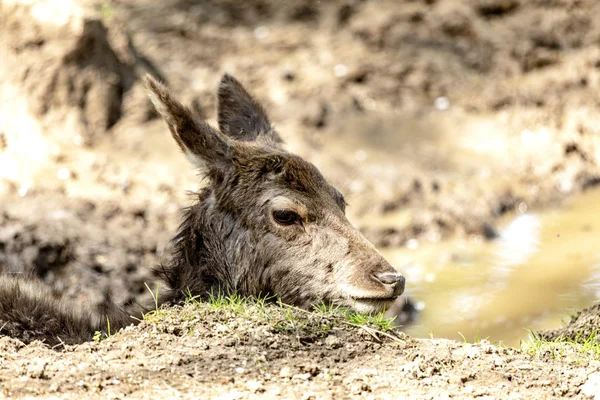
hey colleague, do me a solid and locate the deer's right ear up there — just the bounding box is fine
[217,74,282,145]
[145,75,231,175]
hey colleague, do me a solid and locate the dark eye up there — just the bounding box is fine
[273,210,301,226]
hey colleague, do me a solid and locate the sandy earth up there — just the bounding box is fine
[2,303,600,400]
[2,0,600,398]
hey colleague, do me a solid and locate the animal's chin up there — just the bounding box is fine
[345,297,397,314]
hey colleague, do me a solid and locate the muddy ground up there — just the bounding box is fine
[3,302,600,400]
[2,0,600,398]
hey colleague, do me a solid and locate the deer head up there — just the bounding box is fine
[145,74,405,314]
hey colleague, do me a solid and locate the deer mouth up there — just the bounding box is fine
[346,296,398,314]
[351,296,399,301]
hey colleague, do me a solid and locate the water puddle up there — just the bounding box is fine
[380,188,600,346]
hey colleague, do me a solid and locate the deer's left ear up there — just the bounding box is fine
[217,74,282,145]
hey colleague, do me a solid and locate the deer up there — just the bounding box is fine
[0,74,406,346]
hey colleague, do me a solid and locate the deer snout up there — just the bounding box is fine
[373,271,405,296]
[374,272,403,285]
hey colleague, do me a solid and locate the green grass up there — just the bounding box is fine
[523,329,600,361]
[142,282,168,323]
[309,300,397,331]
[208,291,248,313]
[343,309,396,331]
[152,289,401,338]
[456,331,494,345]
[92,316,113,342]
[184,288,201,304]
[92,287,600,363]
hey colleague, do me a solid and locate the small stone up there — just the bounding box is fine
[554,384,568,396]
[466,346,480,359]
[254,26,269,40]
[279,366,292,378]
[73,135,85,147]
[448,376,462,385]
[245,380,264,393]
[492,355,504,366]
[26,359,47,379]
[217,390,244,400]
[581,372,600,398]
[325,335,342,349]
[434,96,450,111]
[349,384,363,394]
[333,64,348,77]
[235,367,245,374]
[293,373,312,381]
[57,167,71,180]
[406,238,420,249]
[18,184,30,197]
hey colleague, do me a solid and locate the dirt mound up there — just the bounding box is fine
[0,302,596,399]
[538,302,600,342]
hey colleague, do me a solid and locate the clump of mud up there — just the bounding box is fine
[0,1,139,145]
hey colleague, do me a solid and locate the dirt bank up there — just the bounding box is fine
[540,302,600,344]
[2,302,599,399]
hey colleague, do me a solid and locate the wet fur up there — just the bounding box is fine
[0,276,132,347]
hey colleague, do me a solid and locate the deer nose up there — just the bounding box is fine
[373,272,406,293]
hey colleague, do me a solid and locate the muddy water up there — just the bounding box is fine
[381,188,600,346]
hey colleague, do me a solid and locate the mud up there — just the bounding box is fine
[0,194,176,311]
[2,303,599,399]
[2,0,600,398]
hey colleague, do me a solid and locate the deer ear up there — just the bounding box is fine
[217,74,282,144]
[145,75,231,175]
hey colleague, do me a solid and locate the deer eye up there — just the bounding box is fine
[272,210,301,226]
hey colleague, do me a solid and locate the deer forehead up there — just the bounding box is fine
[279,159,344,205]
[262,193,343,221]
[266,196,308,215]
